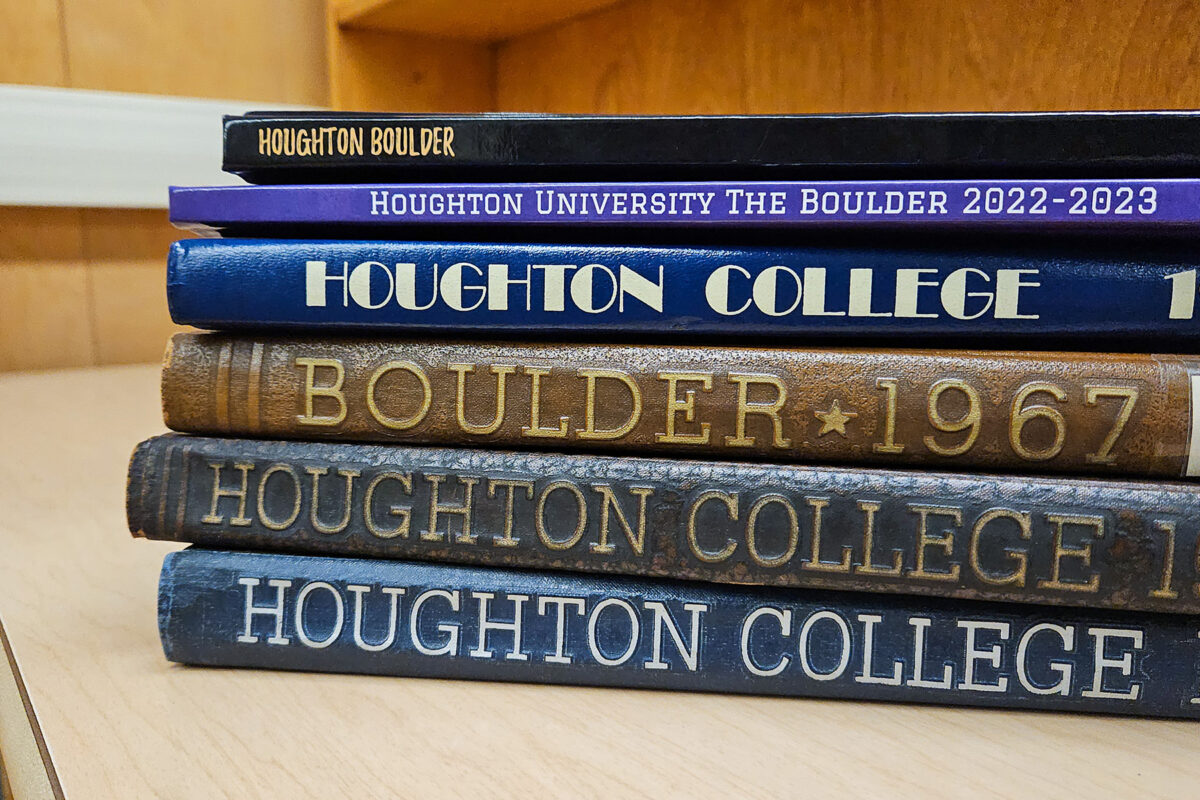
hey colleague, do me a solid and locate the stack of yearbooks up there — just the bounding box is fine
[128,111,1200,718]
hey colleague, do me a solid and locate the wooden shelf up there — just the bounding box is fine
[1,362,1199,798]
[334,0,624,41]
[324,0,1200,113]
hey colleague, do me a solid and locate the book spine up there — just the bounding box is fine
[131,434,1200,614]
[167,180,1200,230]
[160,334,1198,479]
[166,238,1200,343]
[220,114,1200,179]
[159,549,1200,718]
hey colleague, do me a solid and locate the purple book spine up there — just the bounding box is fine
[170,179,1200,230]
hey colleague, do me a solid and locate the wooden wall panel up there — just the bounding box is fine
[0,0,67,86]
[0,0,328,372]
[0,209,93,371]
[59,0,328,104]
[80,210,192,367]
[497,0,1200,112]
[88,263,183,365]
[328,26,494,111]
[0,209,192,372]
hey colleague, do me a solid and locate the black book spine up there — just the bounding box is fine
[222,112,1200,182]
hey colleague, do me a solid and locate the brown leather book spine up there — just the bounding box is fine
[161,333,1198,478]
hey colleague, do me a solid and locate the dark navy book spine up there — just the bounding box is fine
[167,238,1200,342]
[159,549,1200,718]
[168,179,1200,234]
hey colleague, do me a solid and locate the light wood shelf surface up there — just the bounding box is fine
[1,363,1200,798]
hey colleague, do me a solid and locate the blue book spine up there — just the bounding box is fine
[160,549,1200,718]
[169,179,1200,231]
[167,239,1200,341]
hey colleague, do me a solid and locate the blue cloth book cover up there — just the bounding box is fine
[159,549,1200,719]
[168,238,1200,343]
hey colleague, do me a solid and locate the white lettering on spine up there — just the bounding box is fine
[409,589,460,656]
[797,610,852,681]
[643,601,707,672]
[347,585,405,652]
[1016,623,1075,695]
[237,577,292,645]
[305,260,347,307]
[740,607,792,677]
[469,592,530,661]
[907,616,953,689]
[1081,627,1144,700]
[294,581,344,648]
[538,596,586,664]
[957,620,1010,692]
[587,598,640,666]
[855,613,903,685]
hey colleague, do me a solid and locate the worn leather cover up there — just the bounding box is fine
[159,548,1200,718]
[166,238,1200,345]
[168,179,1200,236]
[160,333,1197,479]
[131,434,1200,613]
[222,111,1200,183]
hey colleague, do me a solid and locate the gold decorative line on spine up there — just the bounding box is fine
[247,342,264,431]
[175,446,191,536]
[215,341,233,430]
[156,445,174,535]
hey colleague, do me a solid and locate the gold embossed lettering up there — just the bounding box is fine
[873,378,905,454]
[306,466,360,535]
[295,357,347,426]
[422,474,478,543]
[855,501,903,576]
[1010,382,1067,461]
[577,368,643,440]
[655,371,712,444]
[908,504,962,581]
[724,373,791,448]
[364,471,412,539]
[686,490,739,563]
[589,485,653,555]
[924,379,980,457]
[1084,386,1138,465]
[1150,520,1179,600]
[486,479,534,547]
[1037,513,1105,592]
[522,366,569,438]
[256,463,302,531]
[535,480,587,550]
[745,494,799,568]
[449,363,515,435]
[201,461,254,526]
[366,360,432,430]
[801,497,853,573]
[969,508,1031,587]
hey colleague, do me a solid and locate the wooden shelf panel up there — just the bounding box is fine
[334,0,624,41]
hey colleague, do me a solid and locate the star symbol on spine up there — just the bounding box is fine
[814,399,858,437]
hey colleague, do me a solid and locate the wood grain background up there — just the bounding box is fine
[495,0,1200,112]
[0,0,328,371]
[6,0,1200,370]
